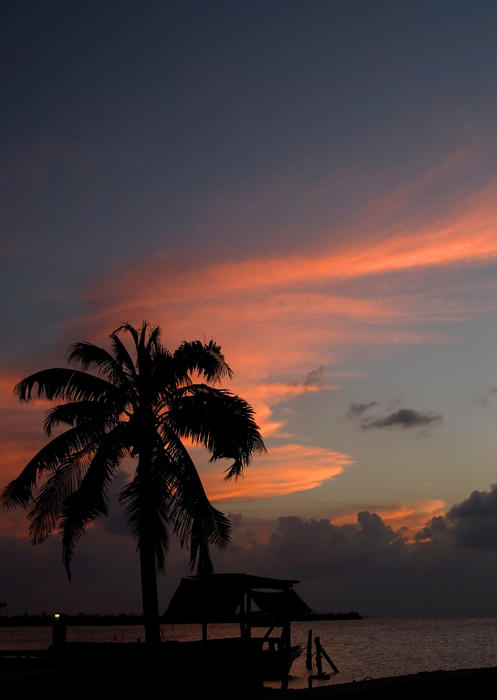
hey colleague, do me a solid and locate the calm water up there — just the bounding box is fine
[2,618,497,689]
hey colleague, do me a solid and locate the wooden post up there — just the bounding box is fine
[246,591,252,639]
[316,636,339,674]
[281,620,291,690]
[315,636,324,676]
[52,614,66,647]
[239,591,246,639]
[306,629,313,669]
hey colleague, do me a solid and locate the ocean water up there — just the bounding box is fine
[2,617,497,689]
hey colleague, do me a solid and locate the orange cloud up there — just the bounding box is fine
[62,177,497,452]
[197,444,354,502]
[332,499,446,539]
[84,181,497,316]
[81,183,497,351]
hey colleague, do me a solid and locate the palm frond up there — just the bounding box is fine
[158,433,231,562]
[110,334,137,378]
[173,340,233,382]
[138,322,148,354]
[68,342,130,387]
[15,369,120,404]
[147,326,162,354]
[165,384,266,479]
[43,401,120,436]
[28,457,86,544]
[113,322,140,350]
[2,424,105,509]
[147,348,184,401]
[189,521,214,576]
[60,424,130,578]
[187,504,230,573]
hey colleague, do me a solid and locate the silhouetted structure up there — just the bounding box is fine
[165,573,311,689]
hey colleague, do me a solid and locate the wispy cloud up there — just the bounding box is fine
[291,366,325,390]
[55,174,497,492]
[196,444,354,502]
[345,402,380,420]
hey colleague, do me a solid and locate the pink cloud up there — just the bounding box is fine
[85,181,497,316]
[198,443,354,502]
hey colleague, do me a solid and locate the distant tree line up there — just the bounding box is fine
[0,610,363,626]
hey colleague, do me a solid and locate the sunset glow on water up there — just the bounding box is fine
[3,619,497,690]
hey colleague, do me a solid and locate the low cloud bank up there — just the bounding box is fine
[4,483,497,617]
[214,483,497,616]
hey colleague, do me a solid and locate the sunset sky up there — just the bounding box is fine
[3,1,497,616]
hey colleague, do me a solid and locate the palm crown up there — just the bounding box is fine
[2,322,265,643]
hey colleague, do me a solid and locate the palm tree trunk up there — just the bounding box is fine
[140,534,161,644]
[137,446,161,646]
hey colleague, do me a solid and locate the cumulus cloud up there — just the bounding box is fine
[345,401,442,430]
[332,499,446,537]
[414,484,497,552]
[415,515,447,541]
[444,484,497,550]
[212,489,497,616]
[7,483,497,617]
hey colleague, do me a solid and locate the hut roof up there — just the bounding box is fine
[164,573,311,623]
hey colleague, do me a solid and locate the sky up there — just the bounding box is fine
[3,0,497,617]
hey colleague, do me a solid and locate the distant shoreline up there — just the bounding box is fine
[0,611,363,627]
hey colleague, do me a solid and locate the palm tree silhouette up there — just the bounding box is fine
[2,322,265,643]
